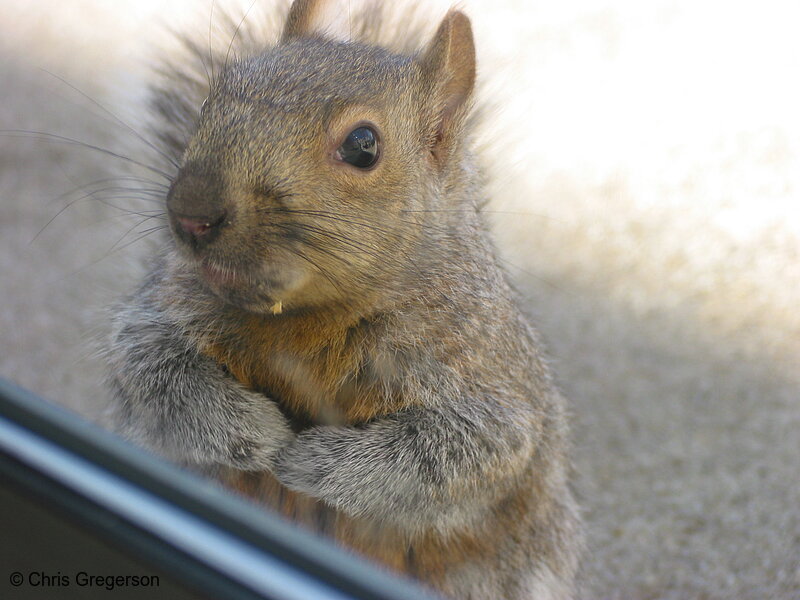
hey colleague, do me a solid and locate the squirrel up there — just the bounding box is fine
[105,1,583,598]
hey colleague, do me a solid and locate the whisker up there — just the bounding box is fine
[270,223,358,270]
[401,207,562,222]
[264,207,415,239]
[89,196,167,218]
[40,70,181,171]
[494,256,568,295]
[48,225,168,285]
[50,176,168,204]
[283,245,348,300]
[272,222,395,267]
[82,210,165,226]
[261,206,453,254]
[129,221,171,238]
[225,0,259,70]
[0,130,174,181]
[107,216,161,253]
[106,224,169,255]
[31,183,166,245]
[280,221,391,260]
[208,0,217,86]
[76,185,166,200]
[269,220,430,284]
[57,184,166,204]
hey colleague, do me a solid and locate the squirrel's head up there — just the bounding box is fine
[165,0,476,316]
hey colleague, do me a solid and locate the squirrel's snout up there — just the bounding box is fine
[167,165,229,248]
[171,211,227,248]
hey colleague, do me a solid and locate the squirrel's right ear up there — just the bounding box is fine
[282,0,351,42]
[419,11,476,166]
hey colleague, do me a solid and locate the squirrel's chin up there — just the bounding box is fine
[206,284,283,316]
[198,262,298,316]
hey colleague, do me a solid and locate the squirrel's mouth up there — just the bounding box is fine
[197,259,290,315]
[200,261,239,288]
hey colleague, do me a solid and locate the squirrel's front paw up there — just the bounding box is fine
[272,428,346,499]
[227,399,295,471]
[274,430,333,497]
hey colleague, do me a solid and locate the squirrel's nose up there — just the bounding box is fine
[177,216,215,237]
[172,211,227,246]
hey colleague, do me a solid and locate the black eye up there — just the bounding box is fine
[336,126,379,169]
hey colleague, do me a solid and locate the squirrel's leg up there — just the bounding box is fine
[106,294,294,471]
[274,395,540,537]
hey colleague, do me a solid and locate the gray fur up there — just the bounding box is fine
[106,255,294,469]
[104,2,582,598]
[276,390,536,536]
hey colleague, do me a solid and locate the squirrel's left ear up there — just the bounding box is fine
[419,10,476,165]
[282,0,352,42]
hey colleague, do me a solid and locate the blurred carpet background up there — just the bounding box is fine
[1,1,798,598]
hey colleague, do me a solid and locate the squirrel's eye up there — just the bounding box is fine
[335,126,379,169]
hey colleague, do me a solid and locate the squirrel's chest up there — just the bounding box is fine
[199,313,407,425]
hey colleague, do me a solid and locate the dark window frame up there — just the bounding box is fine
[0,378,438,600]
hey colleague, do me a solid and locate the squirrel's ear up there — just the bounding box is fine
[282,0,351,42]
[419,10,476,164]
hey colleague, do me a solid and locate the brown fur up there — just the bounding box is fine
[107,2,583,597]
[201,309,413,425]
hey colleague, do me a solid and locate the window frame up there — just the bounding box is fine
[0,378,438,600]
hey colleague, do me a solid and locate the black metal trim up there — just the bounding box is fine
[0,378,438,600]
